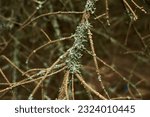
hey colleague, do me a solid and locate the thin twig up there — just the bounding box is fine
[124,20,133,45]
[131,0,147,13]
[133,25,146,49]
[88,29,110,99]
[58,71,70,99]
[105,0,110,25]
[71,74,75,100]
[0,69,11,86]
[19,11,84,30]
[75,73,107,100]
[1,55,26,76]
[26,35,73,64]
[123,0,138,20]
[94,13,106,20]
[86,50,142,99]
[40,29,52,41]
[28,51,69,99]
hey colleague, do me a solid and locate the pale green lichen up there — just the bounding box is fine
[66,0,97,74]
[66,21,91,73]
[85,0,97,14]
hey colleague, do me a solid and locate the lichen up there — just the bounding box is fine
[66,21,91,73]
[65,0,97,74]
[85,0,97,14]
